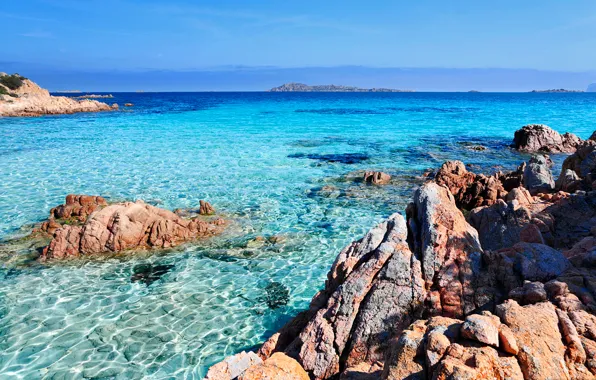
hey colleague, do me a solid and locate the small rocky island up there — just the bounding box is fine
[208,124,596,380]
[530,89,584,93]
[0,73,118,117]
[268,83,413,92]
[8,195,225,261]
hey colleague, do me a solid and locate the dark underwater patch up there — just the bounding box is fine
[263,282,289,309]
[288,152,369,164]
[131,263,175,286]
[295,108,391,115]
[381,106,479,113]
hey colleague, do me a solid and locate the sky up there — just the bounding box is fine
[2,0,596,91]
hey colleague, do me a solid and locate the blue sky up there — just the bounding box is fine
[2,0,596,90]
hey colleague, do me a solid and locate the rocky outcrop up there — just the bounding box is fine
[513,124,583,153]
[231,182,488,379]
[433,161,508,210]
[559,141,596,190]
[0,73,117,117]
[210,136,596,379]
[39,196,224,260]
[362,171,391,185]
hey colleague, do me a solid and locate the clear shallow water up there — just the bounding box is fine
[0,92,595,378]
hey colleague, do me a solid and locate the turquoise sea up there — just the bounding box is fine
[1,92,595,379]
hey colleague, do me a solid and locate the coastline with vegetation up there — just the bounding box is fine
[0,73,118,117]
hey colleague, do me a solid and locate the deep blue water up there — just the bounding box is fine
[0,92,595,379]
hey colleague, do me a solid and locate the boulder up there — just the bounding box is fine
[199,200,216,215]
[239,353,309,380]
[383,315,523,380]
[560,141,596,187]
[205,351,262,380]
[363,171,391,185]
[513,124,582,153]
[496,300,570,379]
[460,313,500,347]
[41,200,225,259]
[433,161,507,210]
[557,169,582,193]
[497,243,570,283]
[523,154,555,195]
[433,344,524,380]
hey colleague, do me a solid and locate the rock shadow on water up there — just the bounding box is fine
[288,152,369,164]
[130,263,175,286]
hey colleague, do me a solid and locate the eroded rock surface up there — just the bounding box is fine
[433,160,507,210]
[39,196,224,260]
[363,170,391,185]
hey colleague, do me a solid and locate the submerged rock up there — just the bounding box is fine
[288,153,369,164]
[130,263,175,285]
[513,124,583,153]
[363,171,391,185]
[263,282,289,309]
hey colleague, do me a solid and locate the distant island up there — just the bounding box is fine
[268,82,414,92]
[529,89,584,93]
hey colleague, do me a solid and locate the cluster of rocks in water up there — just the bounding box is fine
[208,124,596,379]
[29,194,225,260]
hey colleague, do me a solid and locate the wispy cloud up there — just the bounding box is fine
[148,3,382,34]
[0,11,55,22]
[20,31,54,39]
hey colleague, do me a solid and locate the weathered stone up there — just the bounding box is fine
[432,344,524,380]
[381,320,427,380]
[460,314,499,347]
[506,186,533,206]
[508,281,547,305]
[497,243,570,282]
[524,154,555,195]
[42,200,225,260]
[496,300,570,379]
[434,161,507,210]
[239,353,309,380]
[363,171,391,185]
[557,169,582,193]
[513,124,582,153]
[205,351,262,380]
[199,200,216,215]
[498,323,519,355]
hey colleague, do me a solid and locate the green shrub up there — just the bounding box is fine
[0,86,7,95]
[0,73,26,90]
